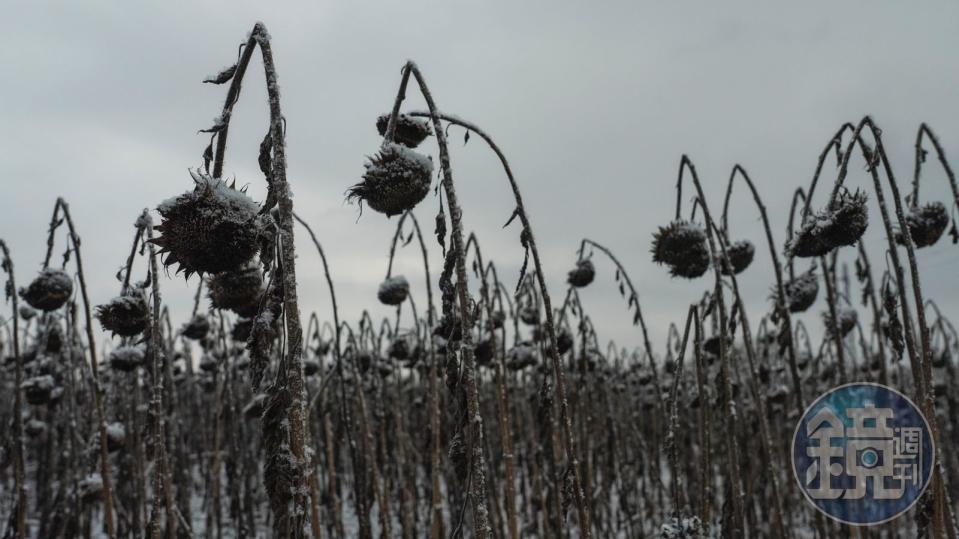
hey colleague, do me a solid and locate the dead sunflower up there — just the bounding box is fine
[19,269,73,312]
[208,263,265,317]
[378,275,410,306]
[651,220,710,279]
[96,288,150,337]
[719,239,755,276]
[787,190,868,257]
[152,172,261,278]
[780,267,819,313]
[376,113,432,148]
[181,314,211,340]
[896,202,949,248]
[823,306,857,338]
[348,143,433,217]
[567,259,596,288]
[109,345,145,372]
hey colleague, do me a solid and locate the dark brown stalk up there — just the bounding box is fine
[207,23,312,530]
[913,124,959,211]
[675,156,744,534]
[466,232,519,539]
[666,304,698,512]
[410,108,592,537]
[47,198,116,538]
[856,241,889,386]
[398,63,493,537]
[143,212,178,539]
[0,239,27,538]
[722,165,807,414]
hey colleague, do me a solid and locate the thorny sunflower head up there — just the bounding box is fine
[19,269,73,312]
[720,240,755,276]
[96,287,150,337]
[376,113,433,149]
[896,201,949,248]
[377,275,410,306]
[787,190,868,258]
[208,263,265,317]
[567,259,596,288]
[151,172,261,278]
[348,143,433,217]
[651,220,710,279]
[781,266,819,313]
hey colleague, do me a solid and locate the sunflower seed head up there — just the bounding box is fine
[376,113,432,148]
[208,263,265,317]
[788,190,868,257]
[567,258,596,288]
[96,289,150,337]
[377,275,410,306]
[720,239,755,275]
[348,143,433,217]
[19,269,73,312]
[651,220,710,279]
[897,201,949,248]
[151,173,261,278]
[781,266,819,313]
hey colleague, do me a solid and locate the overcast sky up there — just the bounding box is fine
[3,1,959,356]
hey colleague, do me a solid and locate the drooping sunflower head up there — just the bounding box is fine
[348,143,433,217]
[151,172,261,278]
[567,259,596,288]
[896,201,949,248]
[377,275,410,306]
[720,240,755,276]
[376,113,433,148]
[181,314,211,341]
[651,220,710,279]
[95,288,150,337]
[781,266,819,313]
[19,269,73,312]
[208,263,265,317]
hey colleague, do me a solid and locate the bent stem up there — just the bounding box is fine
[410,108,593,537]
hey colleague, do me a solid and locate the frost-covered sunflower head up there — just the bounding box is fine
[377,275,410,306]
[348,143,433,217]
[896,201,949,248]
[376,113,432,148]
[95,287,150,337]
[720,239,755,276]
[567,259,596,288]
[151,172,261,278]
[19,269,73,312]
[651,220,710,279]
[208,263,264,317]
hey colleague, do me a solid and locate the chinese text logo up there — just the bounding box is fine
[791,382,934,525]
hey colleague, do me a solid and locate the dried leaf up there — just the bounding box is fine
[203,64,238,85]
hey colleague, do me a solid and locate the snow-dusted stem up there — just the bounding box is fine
[466,232,519,539]
[677,156,744,535]
[410,108,592,537]
[47,198,116,538]
[403,64,494,538]
[144,213,178,539]
[913,124,959,211]
[721,165,806,413]
[0,240,27,538]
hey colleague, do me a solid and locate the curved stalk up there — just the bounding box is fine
[410,108,593,537]
[0,239,27,538]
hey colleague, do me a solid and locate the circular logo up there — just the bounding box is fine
[791,383,934,525]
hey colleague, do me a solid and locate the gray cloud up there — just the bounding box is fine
[3,1,958,354]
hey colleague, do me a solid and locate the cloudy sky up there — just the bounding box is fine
[3,1,959,356]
